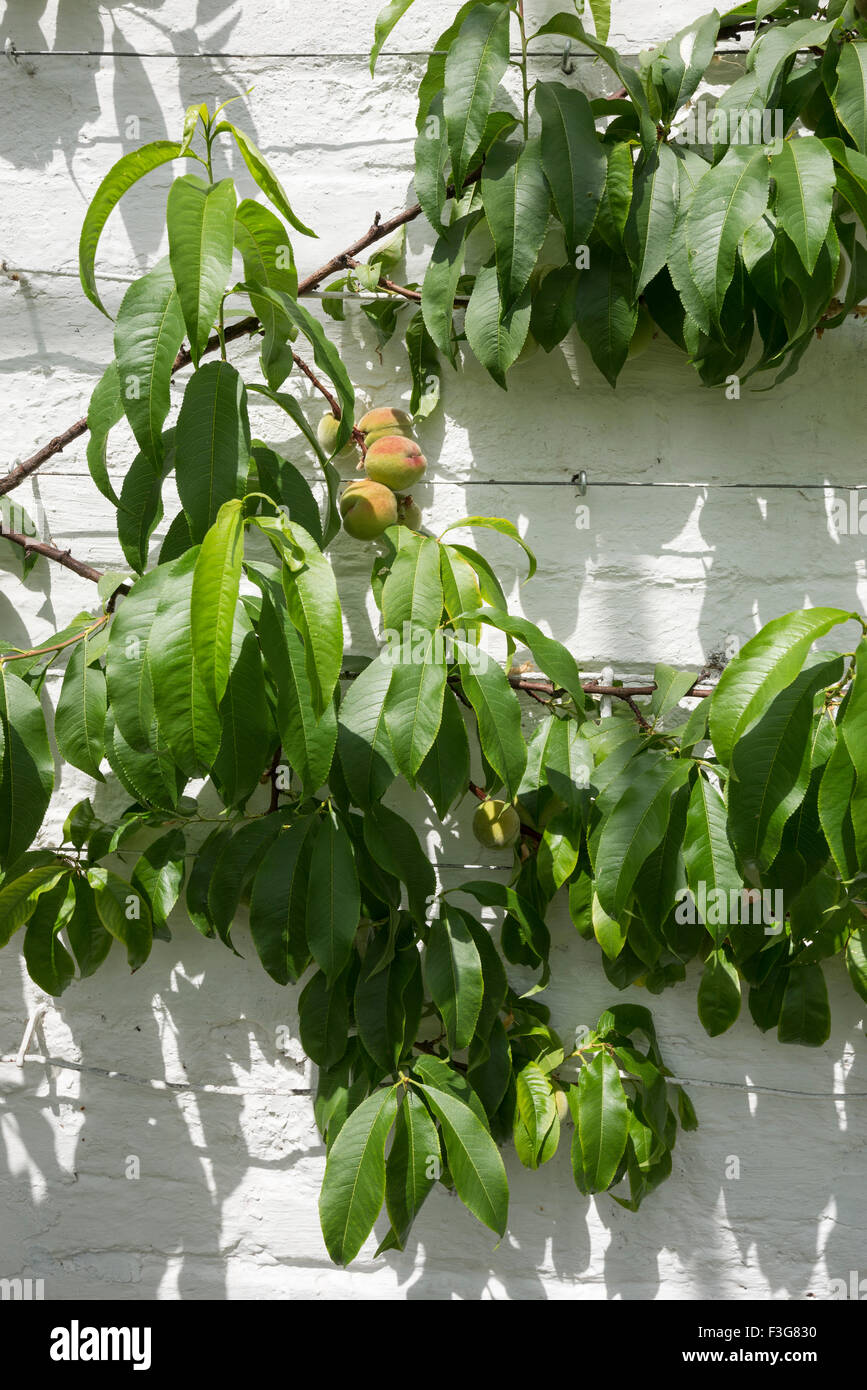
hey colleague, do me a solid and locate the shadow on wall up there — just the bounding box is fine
[2,907,866,1301]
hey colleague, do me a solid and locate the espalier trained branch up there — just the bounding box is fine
[2,0,867,1266]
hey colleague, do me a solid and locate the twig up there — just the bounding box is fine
[0,526,103,583]
[0,615,108,665]
[377,274,470,308]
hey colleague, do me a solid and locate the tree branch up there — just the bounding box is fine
[0,526,104,583]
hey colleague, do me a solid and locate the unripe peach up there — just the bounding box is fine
[317,411,359,465]
[397,495,422,530]
[364,436,427,492]
[472,799,521,850]
[554,1087,569,1121]
[628,304,655,358]
[358,407,415,446]
[339,479,398,540]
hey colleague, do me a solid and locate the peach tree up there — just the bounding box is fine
[1,0,867,1265]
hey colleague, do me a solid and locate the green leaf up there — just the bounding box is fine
[0,665,54,870]
[67,877,113,978]
[381,1088,440,1251]
[464,265,531,387]
[587,0,611,43]
[414,90,450,232]
[846,926,867,1003]
[207,814,283,946]
[514,1061,559,1169]
[79,141,188,316]
[682,773,742,944]
[770,136,835,274]
[131,828,185,931]
[697,948,741,1036]
[337,654,398,808]
[362,802,436,926]
[175,362,251,542]
[708,607,850,766]
[405,311,441,419]
[280,521,343,717]
[625,143,680,296]
[455,643,527,799]
[747,18,838,102]
[87,867,152,971]
[252,443,322,545]
[532,15,656,146]
[0,864,68,948]
[257,591,336,797]
[105,564,171,751]
[248,819,319,984]
[54,635,107,781]
[306,815,361,981]
[371,0,416,73]
[353,931,405,1072]
[574,241,637,387]
[443,3,511,189]
[85,364,123,505]
[381,533,444,632]
[383,628,448,779]
[217,122,316,237]
[421,215,474,364]
[647,10,720,119]
[23,878,75,996]
[472,607,583,705]
[438,516,536,579]
[536,82,606,259]
[574,1052,629,1193]
[833,41,867,155]
[595,759,692,920]
[595,141,635,250]
[319,1084,399,1264]
[191,498,244,706]
[684,145,770,332]
[117,438,174,574]
[777,962,831,1046]
[413,1081,509,1236]
[234,200,298,386]
[149,548,222,776]
[482,137,550,312]
[456,879,550,968]
[166,174,236,365]
[728,654,842,873]
[104,710,183,813]
[299,968,350,1069]
[818,728,859,880]
[114,258,185,467]
[416,688,470,818]
[411,1053,486,1122]
[425,908,484,1052]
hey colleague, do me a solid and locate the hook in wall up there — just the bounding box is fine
[561,38,575,74]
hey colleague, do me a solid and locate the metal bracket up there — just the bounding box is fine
[561,38,575,74]
[573,469,588,496]
[5,37,20,65]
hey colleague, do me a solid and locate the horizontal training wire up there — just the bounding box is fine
[5,46,753,60]
[2,1052,863,1101]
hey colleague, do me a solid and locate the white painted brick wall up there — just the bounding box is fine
[1,0,865,1300]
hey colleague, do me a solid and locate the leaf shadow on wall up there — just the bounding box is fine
[0,920,320,1301]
